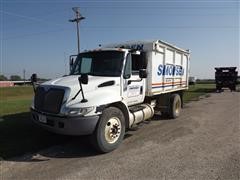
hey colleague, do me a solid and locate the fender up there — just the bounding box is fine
[109,101,131,129]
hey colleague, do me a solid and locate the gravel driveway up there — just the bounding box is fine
[1,91,239,180]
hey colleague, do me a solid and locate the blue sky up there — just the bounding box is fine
[0,0,239,79]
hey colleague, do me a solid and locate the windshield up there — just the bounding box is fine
[70,51,124,77]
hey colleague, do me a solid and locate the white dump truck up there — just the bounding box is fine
[31,40,190,152]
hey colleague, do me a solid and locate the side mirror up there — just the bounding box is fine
[139,69,147,79]
[140,51,147,70]
[31,73,37,83]
[70,58,74,66]
[69,58,74,72]
[79,74,88,85]
[69,55,77,72]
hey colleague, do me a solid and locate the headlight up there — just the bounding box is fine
[67,107,94,116]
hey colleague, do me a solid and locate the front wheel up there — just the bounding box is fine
[91,107,125,153]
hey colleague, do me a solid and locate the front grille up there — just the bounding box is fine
[34,87,65,114]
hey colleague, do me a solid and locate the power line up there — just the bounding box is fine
[68,4,238,7]
[86,13,238,16]
[0,8,73,31]
[2,0,239,3]
[0,4,238,41]
[1,25,238,40]
[83,25,239,29]
[1,11,238,33]
[12,6,236,9]
[1,27,72,40]
[0,10,65,27]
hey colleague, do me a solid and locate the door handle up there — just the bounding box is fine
[128,78,142,85]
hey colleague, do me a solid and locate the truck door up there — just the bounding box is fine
[122,52,146,106]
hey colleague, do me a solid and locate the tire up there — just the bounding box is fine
[169,94,181,119]
[91,107,125,153]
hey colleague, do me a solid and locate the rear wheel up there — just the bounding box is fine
[169,94,181,119]
[91,107,125,153]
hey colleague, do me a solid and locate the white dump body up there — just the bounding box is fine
[106,40,190,96]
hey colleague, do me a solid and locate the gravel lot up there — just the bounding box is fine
[1,91,239,180]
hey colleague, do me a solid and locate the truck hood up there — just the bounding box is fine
[41,75,121,107]
[43,75,118,92]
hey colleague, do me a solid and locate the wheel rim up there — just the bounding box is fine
[175,99,181,115]
[104,117,122,144]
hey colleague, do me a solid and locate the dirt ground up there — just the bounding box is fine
[1,90,239,180]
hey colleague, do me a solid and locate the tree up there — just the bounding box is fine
[0,74,8,81]
[10,75,21,81]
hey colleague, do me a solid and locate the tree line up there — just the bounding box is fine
[0,74,22,81]
[0,74,50,81]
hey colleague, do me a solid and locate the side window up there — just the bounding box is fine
[123,53,132,79]
[132,54,146,75]
[81,57,92,73]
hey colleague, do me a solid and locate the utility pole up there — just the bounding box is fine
[69,7,85,54]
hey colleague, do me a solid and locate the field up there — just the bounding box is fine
[0,86,69,159]
[0,84,216,159]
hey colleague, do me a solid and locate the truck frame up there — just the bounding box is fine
[31,40,190,152]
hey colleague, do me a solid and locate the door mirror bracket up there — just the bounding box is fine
[139,69,147,79]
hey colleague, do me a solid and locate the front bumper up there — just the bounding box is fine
[31,108,99,135]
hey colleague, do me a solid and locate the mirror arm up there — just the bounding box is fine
[32,82,40,93]
[32,82,37,93]
[31,74,38,93]
[71,89,82,100]
[71,80,88,102]
[79,81,88,103]
[71,75,88,102]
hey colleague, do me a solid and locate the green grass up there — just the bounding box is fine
[0,86,33,116]
[0,99,32,115]
[0,84,216,159]
[183,84,216,102]
[0,86,33,101]
[0,86,69,159]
